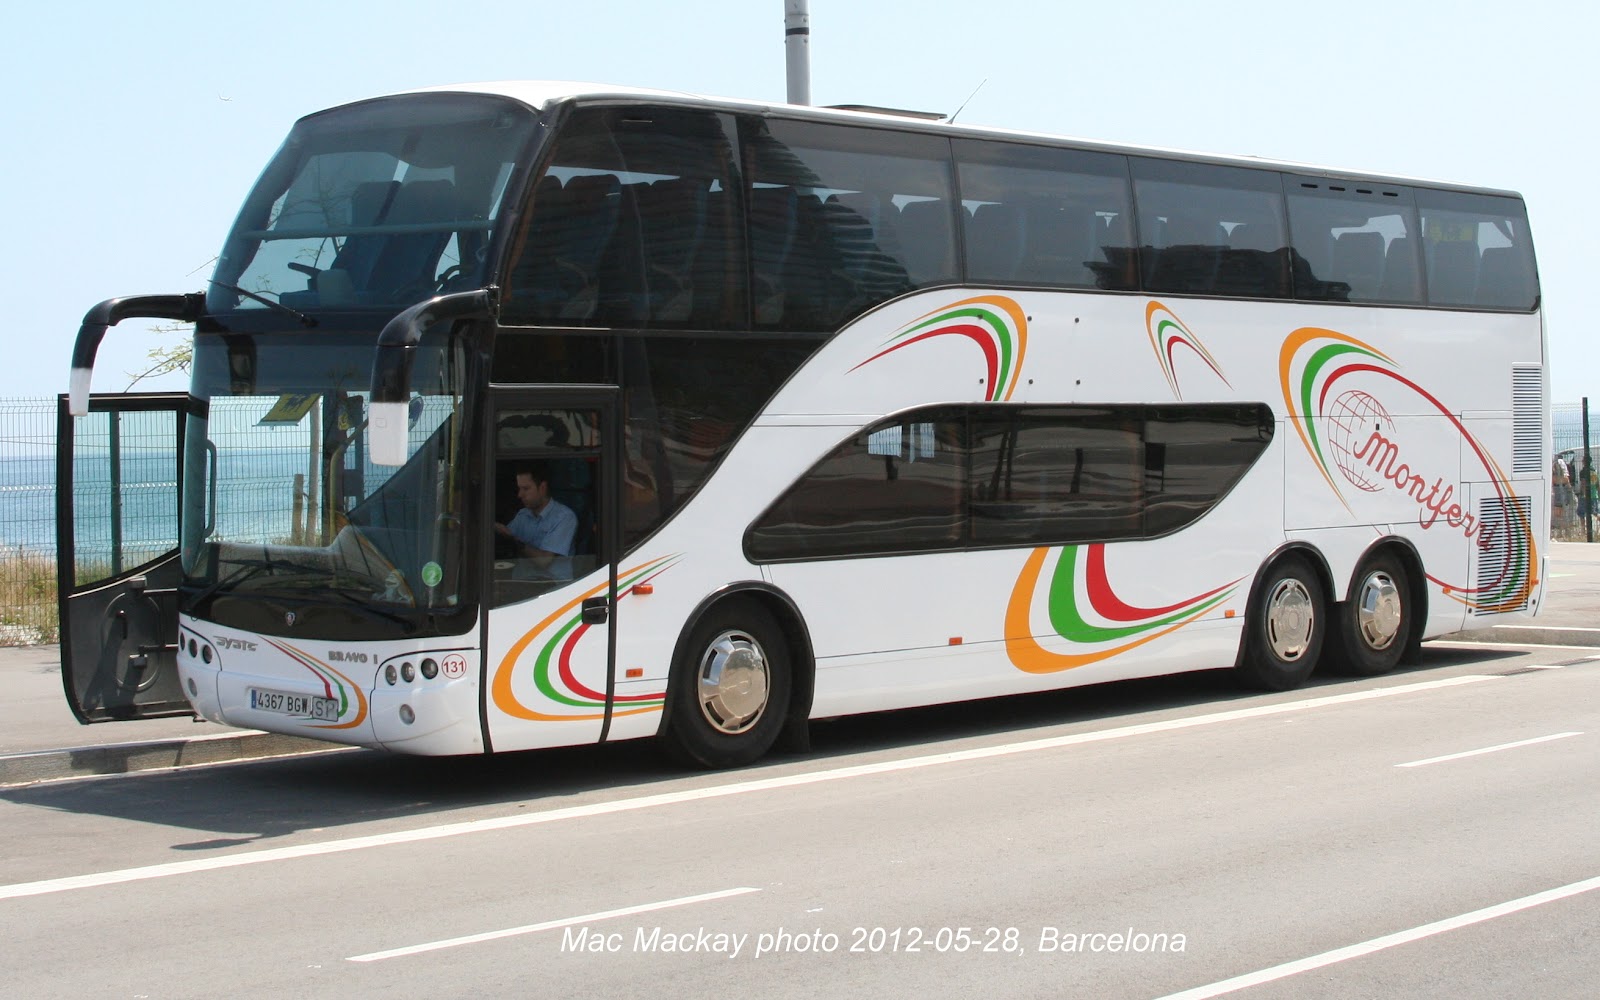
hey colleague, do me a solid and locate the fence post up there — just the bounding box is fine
[1585,397,1594,544]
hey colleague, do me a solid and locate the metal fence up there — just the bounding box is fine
[1551,399,1598,542]
[4,395,1599,647]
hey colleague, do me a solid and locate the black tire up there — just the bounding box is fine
[662,599,791,769]
[1236,555,1325,691]
[1327,551,1410,676]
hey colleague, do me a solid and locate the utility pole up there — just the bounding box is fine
[785,0,810,105]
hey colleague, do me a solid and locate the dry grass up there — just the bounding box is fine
[0,548,58,645]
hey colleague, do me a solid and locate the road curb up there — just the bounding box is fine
[0,731,347,786]
[1440,625,1600,648]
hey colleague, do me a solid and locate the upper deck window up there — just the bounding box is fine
[1413,189,1538,310]
[211,93,536,317]
[1286,181,1422,305]
[1132,158,1291,299]
[501,106,746,329]
[740,118,956,332]
[954,139,1137,291]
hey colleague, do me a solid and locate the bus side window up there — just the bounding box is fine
[897,199,958,285]
[966,202,1028,283]
[952,138,1136,292]
[741,115,951,332]
[502,107,742,330]
[1133,157,1288,299]
[1285,180,1424,306]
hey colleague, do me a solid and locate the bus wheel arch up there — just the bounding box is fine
[1235,545,1333,691]
[1328,540,1426,675]
[659,584,814,768]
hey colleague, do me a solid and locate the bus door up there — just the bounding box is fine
[482,386,622,751]
[55,393,194,722]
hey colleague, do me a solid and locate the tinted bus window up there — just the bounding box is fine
[969,408,1143,544]
[502,106,745,329]
[1132,159,1290,298]
[1143,404,1275,536]
[744,409,967,560]
[621,334,823,548]
[954,140,1137,291]
[741,118,955,332]
[748,403,1275,561]
[1286,180,1422,304]
[1414,189,1538,310]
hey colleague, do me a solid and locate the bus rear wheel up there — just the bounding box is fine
[1328,552,1410,676]
[663,599,790,769]
[1237,555,1325,691]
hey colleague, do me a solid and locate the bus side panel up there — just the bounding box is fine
[484,573,611,753]
[781,464,1277,718]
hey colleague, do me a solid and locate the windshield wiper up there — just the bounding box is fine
[183,558,274,609]
[182,554,331,608]
[208,280,318,328]
[321,587,417,631]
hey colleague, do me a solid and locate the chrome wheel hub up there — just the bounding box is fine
[1266,578,1315,661]
[1355,571,1402,650]
[696,630,770,735]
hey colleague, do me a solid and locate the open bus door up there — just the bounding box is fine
[56,392,195,722]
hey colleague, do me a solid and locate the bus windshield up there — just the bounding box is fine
[179,331,472,639]
[209,92,538,316]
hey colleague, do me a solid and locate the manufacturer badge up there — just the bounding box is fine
[285,611,297,627]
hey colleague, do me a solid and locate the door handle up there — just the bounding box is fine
[581,597,609,626]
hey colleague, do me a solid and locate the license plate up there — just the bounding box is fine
[249,687,339,721]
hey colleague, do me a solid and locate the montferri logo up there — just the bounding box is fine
[1278,326,1536,612]
[1325,389,1394,494]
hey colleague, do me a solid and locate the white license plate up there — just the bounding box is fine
[249,687,339,721]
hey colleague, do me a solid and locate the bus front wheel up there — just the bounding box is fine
[1237,556,1325,691]
[1328,551,1410,676]
[663,599,791,769]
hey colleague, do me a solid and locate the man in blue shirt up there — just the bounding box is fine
[495,461,578,562]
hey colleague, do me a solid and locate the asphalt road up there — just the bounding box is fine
[1,642,1596,1000]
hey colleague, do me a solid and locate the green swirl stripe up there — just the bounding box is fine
[1045,546,1233,643]
[1298,341,1387,470]
[528,560,679,709]
[894,306,1015,398]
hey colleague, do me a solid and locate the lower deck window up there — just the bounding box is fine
[746,402,1274,561]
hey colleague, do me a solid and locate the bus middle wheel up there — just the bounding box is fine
[664,598,790,769]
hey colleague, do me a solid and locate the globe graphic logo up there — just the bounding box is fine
[1324,389,1393,492]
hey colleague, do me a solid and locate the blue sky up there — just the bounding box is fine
[5,0,1593,400]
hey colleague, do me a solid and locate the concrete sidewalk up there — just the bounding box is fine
[0,643,340,784]
[1,542,1595,784]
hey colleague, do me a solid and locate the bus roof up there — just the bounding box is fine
[392,80,1523,200]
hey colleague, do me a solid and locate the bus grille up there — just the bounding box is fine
[1512,364,1543,475]
[1472,494,1534,615]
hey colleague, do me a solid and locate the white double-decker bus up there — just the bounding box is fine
[59,82,1545,767]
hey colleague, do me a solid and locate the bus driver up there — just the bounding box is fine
[494,461,578,563]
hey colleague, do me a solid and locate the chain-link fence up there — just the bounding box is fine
[0,399,60,645]
[1551,399,1598,542]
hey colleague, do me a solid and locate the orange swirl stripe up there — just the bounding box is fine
[492,556,678,722]
[1004,548,1220,674]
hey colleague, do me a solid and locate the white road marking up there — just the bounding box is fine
[0,673,1500,902]
[1151,874,1600,1000]
[1395,731,1583,768]
[1428,640,1600,652]
[347,886,760,962]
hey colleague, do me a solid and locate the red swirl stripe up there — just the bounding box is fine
[852,323,1000,395]
[1083,544,1236,622]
